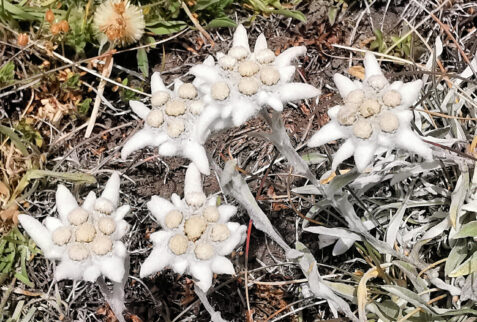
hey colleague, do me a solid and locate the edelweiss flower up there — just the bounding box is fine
[93,0,145,47]
[140,163,247,292]
[121,72,212,175]
[308,52,432,172]
[190,24,320,129]
[18,173,130,283]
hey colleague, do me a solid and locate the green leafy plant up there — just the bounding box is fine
[0,61,15,87]
[370,29,412,58]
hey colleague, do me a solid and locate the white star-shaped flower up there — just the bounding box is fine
[308,52,433,172]
[140,163,247,292]
[190,24,320,129]
[121,72,211,175]
[18,173,130,283]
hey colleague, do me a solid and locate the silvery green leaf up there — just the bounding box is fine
[449,251,477,278]
[445,240,469,276]
[449,169,469,228]
[454,221,477,239]
[366,300,401,322]
[380,285,434,314]
[393,260,429,299]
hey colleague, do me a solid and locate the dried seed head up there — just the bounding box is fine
[95,198,115,215]
[178,83,198,99]
[382,90,401,107]
[345,89,364,105]
[203,206,219,223]
[75,222,96,243]
[68,207,89,226]
[194,242,214,260]
[228,46,248,60]
[238,61,260,77]
[255,48,275,64]
[91,235,113,255]
[211,82,230,101]
[238,78,259,96]
[210,224,230,242]
[45,9,55,23]
[184,215,207,241]
[189,100,204,115]
[260,67,280,86]
[165,210,183,229]
[68,243,89,261]
[59,20,70,33]
[337,105,358,126]
[367,75,387,90]
[166,119,185,138]
[379,112,400,133]
[98,217,116,235]
[359,99,381,117]
[17,33,29,47]
[151,90,170,107]
[52,227,72,246]
[185,192,206,207]
[169,234,188,255]
[218,55,237,70]
[146,109,164,128]
[50,23,61,35]
[165,99,186,116]
[353,119,373,139]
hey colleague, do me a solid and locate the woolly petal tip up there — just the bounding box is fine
[307,121,346,147]
[121,129,168,160]
[182,141,210,175]
[354,141,377,172]
[151,72,166,94]
[232,24,250,52]
[190,262,213,292]
[253,33,268,53]
[332,238,355,256]
[82,191,96,212]
[231,100,259,126]
[397,80,423,108]
[333,74,359,98]
[211,256,235,275]
[147,196,175,224]
[278,83,321,103]
[56,185,78,223]
[331,139,355,170]
[140,248,172,278]
[275,46,306,67]
[130,100,150,120]
[189,65,221,84]
[364,52,383,79]
[203,55,215,66]
[55,259,85,281]
[99,255,126,283]
[101,172,120,207]
[217,204,237,223]
[184,163,205,200]
[395,129,433,161]
[18,215,54,256]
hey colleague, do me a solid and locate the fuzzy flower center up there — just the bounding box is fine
[218,55,237,70]
[359,99,381,118]
[379,112,399,133]
[210,224,230,242]
[353,119,373,139]
[382,90,401,107]
[167,119,185,138]
[255,48,275,64]
[260,67,280,86]
[91,235,113,255]
[76,222,96,243]
[95,198,114,215]
[169,234,188,255]
[367,75,387,90]
[184,215,207,241]
[228,46,249,60]
[238,61,260,77]
[98,217,117,235]
[165,210,183,229]
[52,227,72,245]
[194,242,214,260]
[203,206,219,223]
[68,207,89,226]
[189,100,204,115]
[211,82,230,101]
[68,243,90,261]
[345,89,364,105]
[338,105,358,126]
[151,90,170,107]
[178,83,198,100]
[238,78,259,96]
[165,99,186,116]
[146,109,164,128]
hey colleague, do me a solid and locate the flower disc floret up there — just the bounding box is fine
[75,222,96,243]
[203,206,219,222]
[178,83,198,99]
[165,210,183,229]
[228,46,248,60]
[210,224,230,242]
[238,78,259,96]
[146,109,164,128]
[189,100,204,115]
[98,217,116,235]
[218,55,237,70]
[91,235,113,255]
[194,242,214,260]
[169,234,188,255]
[367,75,387,90]
[353,119,373,139]
[255,48,275,64]
[359,99,381,117]
[68,243,89,261]
[345,89,364,105]
[211,82,230,101]
[238,61,260,77]
[95,198,114,215]
[184,215,207,241]
[52,227,72,245]
[151,90,170,107]
[383,90,402,107]
[165,99,186,116]
[68,207,89,225]
[337,106,358,126]
[260,67,280,86]
[166,119,185,138]
[185,192,206,207]
[379,112,399,133]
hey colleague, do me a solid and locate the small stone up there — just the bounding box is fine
[194,242,214,260]
[68,243,89,261]
[353,119,373,139]
[379,112,400,133]
[167,119,185,138]
[91,235,113,255]
[255,48,275,64]
[75,222,96,243]
[98,217,116,235]
[211,82,230,101]
[95,198,114,215]
[238,61,260,77]
[210,224,230,242]
[203,206,220,222]
[337,105,357,126]
[382,90,401,107]
[359,99,381,117]
[178,83,198,99]
[151,91,170,107]
[218,55,237,70]
[165,210,183,229]
[52,227,71,245]
[228,46,249,60]
[165,99,186,116]
[68,207,89,226]
[260,67,280,86]
[184,215,207,241]
[169,234,188,255]
[146,109,164,128]
[238,78,259,95]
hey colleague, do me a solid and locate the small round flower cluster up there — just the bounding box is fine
[52,197,118,261]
